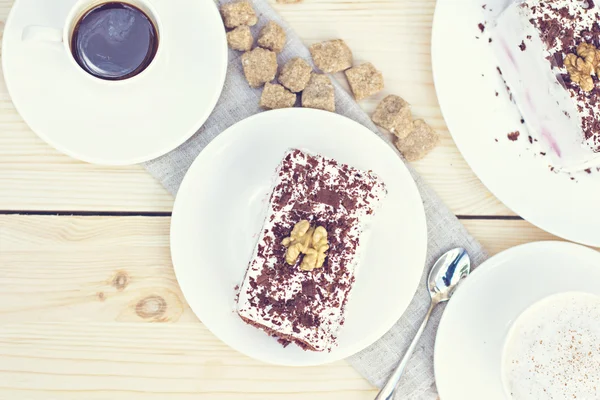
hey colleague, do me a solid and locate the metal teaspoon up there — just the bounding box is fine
[375,247,471,400]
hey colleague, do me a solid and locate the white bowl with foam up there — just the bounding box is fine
[435,241,600,399]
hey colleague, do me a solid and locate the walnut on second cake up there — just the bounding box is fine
[564,42,600,93]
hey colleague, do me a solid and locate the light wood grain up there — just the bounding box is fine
[0,0,513,215]
[0,215,375,399]
[462,219,571,253]
[0,215,581,398]
[0,322,376,400]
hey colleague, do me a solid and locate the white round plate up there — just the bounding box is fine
[170,109,427,366]
[432,0,600,246]
[2,0,227,165]
[434,241,600,399]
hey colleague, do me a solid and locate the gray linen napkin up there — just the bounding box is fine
[143,0,488,398]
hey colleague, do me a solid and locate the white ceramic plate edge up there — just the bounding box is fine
[169,109,428,366]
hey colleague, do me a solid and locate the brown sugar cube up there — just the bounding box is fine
[302,73,335,112]
[226,26,253,51]
[241,48,278,88]
[220,1,258,28]
[257,21,286,53]
[260,83,297,109]
[309,39,353,73]
[372,95,413,138]
[278,58,312,92]
[395,120,440,162]
[345,62,384,101]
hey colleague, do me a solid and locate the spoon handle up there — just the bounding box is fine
[374,301,436,400]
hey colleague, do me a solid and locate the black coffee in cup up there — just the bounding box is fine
[71,2,158,80]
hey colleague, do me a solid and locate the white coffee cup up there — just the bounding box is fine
[21,0,161,81]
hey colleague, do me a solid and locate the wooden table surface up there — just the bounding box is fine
[0,0,567,398]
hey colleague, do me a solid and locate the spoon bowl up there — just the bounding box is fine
[429,247,471,303]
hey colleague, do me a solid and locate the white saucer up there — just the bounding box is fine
[432,0,600,247]
[3,0,227,165]
[170,109,428,366]
[434,241,600,399]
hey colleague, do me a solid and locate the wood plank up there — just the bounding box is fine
[461,219,572,255]
[0,215,581,398]
[0,215,374,399]
[0,0,513,215]
[0,322,376,400]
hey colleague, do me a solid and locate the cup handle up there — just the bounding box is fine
[22,25,63,44]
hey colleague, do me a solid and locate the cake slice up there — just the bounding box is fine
[491,0,600,171]
[237,149,386,352]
